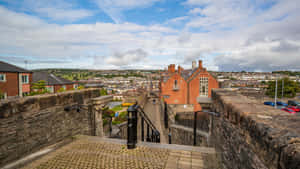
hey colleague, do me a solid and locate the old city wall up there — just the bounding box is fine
[211,89,300,169]
[0,89,101,167]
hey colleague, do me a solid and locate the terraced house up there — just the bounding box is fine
[33,72,78,93]
[160,60,219,111]
[0,61,32,99]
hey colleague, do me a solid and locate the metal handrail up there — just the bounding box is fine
[136,106,158,132]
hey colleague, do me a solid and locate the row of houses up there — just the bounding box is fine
[0,61,78,99]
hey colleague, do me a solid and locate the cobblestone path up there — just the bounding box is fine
[22,136,217,169]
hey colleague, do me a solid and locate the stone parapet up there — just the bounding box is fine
[211,89,300,169]
[0,89,100,167]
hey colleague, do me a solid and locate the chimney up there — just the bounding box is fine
[192,61,197,69]
[198,60,203,69]
[168,64,175,73]
[178,66,183,73]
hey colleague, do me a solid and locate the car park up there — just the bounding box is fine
[288,100,300,106]
[276,101,288,106]
[264,101,275,106]
[281,108,296,114]
[287,106,300,112]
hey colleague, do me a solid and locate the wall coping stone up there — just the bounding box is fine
[212,89,300,169]
[0,88,100,118]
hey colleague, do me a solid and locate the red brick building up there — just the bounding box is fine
[0,61,32,99]
[160,60,219,110]
[33,72,78,93]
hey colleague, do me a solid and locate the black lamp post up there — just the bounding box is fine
[127,105,138,149]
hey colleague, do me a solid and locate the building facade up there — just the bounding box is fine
[160,60,219,110]
[33,72,78,93]
[0,61,32,99]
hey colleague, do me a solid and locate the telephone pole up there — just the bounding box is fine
[275,79,278,108]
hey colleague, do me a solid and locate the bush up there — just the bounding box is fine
[57,87,66,93]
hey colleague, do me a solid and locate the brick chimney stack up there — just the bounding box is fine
[198,60,203,69]
[192,61,197,69]
[168,64,175,73]
[178,66,184,73]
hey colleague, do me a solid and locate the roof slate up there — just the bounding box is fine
[33,72,74,85]
[0,61,31,73]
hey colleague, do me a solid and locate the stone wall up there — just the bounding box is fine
[175,112,209,132]
[211,89,300,169]
[170,124,208,146]
[0,89,100,167]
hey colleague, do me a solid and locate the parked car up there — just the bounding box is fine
[276,101,288,106]
[287,106,300,112]
[281,108,296,114]
[288,100,300,106]
[264,101,275,106]
[276,106,286,109]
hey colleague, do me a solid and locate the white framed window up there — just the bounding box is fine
[22,75,29,84]
[199,77,208,97]
[73,84,78,89]
[62,85,66,90]
[0,74,6,82]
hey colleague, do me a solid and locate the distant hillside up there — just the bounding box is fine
[32,69,156,81]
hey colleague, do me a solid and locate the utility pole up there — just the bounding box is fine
[282,79,284,99]
[275,79,278,108]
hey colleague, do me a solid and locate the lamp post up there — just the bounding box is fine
[127,105,138,149]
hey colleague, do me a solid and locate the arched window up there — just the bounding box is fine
[173,80,179,90]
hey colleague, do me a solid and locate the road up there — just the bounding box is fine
[143,98,167,144]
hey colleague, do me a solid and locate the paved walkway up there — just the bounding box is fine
[21,136,218,169]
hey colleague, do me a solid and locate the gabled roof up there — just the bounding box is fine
[33,72,74,85]
[0,61,31,73]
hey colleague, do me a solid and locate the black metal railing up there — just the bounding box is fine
[127,104,160,149]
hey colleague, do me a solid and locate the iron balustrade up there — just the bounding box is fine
[127,104,160,149]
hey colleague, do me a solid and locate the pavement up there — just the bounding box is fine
[20,135,218,169]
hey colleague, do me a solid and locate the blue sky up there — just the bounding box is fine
[0,0,300,71]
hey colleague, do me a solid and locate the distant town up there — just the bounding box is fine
[1,60,300,102]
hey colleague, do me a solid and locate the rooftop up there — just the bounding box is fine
[33,72,74,85]
[0,61,31,73]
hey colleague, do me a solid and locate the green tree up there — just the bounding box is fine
[100,88,108,95]
[29,80,49,96]
[0,90,4,99]
[265,78,299,98]
[31,80,47,91]
[57,87,66,93]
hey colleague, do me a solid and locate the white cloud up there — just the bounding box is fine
[105,49,148,66]
[3,0,94,22]
[1,0,300,71]
[94,0,162,23]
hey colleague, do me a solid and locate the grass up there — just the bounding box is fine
[110,105,123,112]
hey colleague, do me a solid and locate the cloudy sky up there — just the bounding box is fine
[0,0,299,71]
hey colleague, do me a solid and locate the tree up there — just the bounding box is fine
[265,78,299,98]
[29,80,49,96]
[57,87,66,93]
[0,90,4,99]
[31,80,47,91]
[100,88,108,95]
